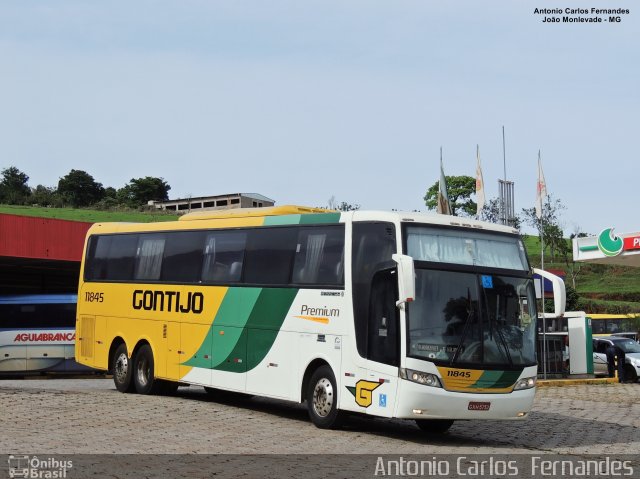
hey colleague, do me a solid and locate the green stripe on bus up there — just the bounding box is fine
[243,288,298,370]
[187,287,299,372]
[183,288,261,369]
[263,214,302,226]
[472,370,521,389]
[263,213,341,226]
[299,213,341,224]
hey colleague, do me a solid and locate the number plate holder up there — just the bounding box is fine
[468,401,491,411]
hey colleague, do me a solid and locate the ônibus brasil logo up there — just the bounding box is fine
[597,227,624,257]
[8,455,73,478]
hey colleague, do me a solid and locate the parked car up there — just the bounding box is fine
[592,336,640,382]
[611,332,639,341]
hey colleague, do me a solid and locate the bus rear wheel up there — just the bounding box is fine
[112,343,134,393]
[133,344,163,395]
[307,365,344,429]
[415,419,454,434]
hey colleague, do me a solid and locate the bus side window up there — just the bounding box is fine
[134,235,166,281]
[86,234,138,281]
[292,226,345,287]
[201,231,247,283]
[161,231,205,283]
[244,228,297,285]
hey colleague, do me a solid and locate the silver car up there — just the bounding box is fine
[593,337,640,382]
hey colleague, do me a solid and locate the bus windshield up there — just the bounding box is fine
[407,269,537,368]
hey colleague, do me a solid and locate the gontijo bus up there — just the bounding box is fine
[75,206,565,431]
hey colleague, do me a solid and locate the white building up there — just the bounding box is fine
[150,193,275,214]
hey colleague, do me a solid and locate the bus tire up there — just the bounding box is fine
[112,343,134,393]
[133,344,162,395]
[415,419,454,434]
[307,365,344,429]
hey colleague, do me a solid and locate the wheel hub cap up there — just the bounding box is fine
[115,353,129,383]
[312,378,334,418]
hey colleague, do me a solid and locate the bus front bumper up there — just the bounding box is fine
[394,378,536,420]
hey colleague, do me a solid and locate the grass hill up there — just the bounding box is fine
[0,204,178,223]
[522,235,640,314]
[2,205,639,314]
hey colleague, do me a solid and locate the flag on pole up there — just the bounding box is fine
[475,145,485,216]
[535,150,547,219]
[437,148,452,215]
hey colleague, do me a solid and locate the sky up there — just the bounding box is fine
[0,1,638,235]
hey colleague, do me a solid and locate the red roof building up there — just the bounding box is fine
[0,214,92,294]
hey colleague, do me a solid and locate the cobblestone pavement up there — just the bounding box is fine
[1,379,638,456]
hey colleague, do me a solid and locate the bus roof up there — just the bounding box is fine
[179,205,331,221]
[85,207,520,236]
[349,210,519,235]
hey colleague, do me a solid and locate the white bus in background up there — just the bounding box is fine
[0,294,92,373]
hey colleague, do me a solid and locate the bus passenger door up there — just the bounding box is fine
[365,269,400,417]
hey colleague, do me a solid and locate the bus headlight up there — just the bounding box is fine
[513,376,536,390]
[400,368,442,388]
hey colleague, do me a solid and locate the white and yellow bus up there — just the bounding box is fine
[75,206,565,431]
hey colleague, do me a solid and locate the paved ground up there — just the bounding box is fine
[0,379,640,479]
[0,378,638,455]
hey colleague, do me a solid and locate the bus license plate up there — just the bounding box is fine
[468,402,491,411]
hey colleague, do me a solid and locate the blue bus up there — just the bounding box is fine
[0,294,91,373]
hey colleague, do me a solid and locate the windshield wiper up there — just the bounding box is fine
[483,287,513,366]
[450,289,475,366]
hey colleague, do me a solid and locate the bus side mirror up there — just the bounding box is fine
[533,268,566,317]
[392,254,415,309]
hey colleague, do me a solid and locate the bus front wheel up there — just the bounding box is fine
[112,343,134,393]
[133,344,163,395]
[307,365,344,429]
[415,419,454,434]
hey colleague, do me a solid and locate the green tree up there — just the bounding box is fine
[327,196,360,211]
[522,194,567,261]
[117,177,171,207]
[0,166,31,204]
[30,185,60,207]
[57,169,105,207]
[480,197,522,230]
[564,230,588,289]
[424,175,476,216]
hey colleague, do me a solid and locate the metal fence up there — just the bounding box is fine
[537,335,566,377]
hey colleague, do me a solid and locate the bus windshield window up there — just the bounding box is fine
[406,226,528,270]
[407,269,536,367]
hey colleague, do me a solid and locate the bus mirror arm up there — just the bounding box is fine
[392,254,415,309]
[533,268,566,317]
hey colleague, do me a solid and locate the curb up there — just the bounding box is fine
[537,377,619,387]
